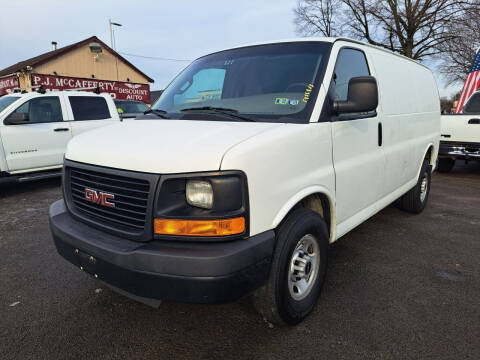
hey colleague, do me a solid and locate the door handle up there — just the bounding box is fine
[468,118,480,124]
[54,128,69,132]
[378,122,383,146]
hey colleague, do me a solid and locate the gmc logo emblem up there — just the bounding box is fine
[84,188,115,208]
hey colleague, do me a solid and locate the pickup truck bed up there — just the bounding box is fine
[439,114,480,172]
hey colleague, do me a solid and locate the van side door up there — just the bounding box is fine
[0,95,72,172]
[328,46,385,237]
[66,95,119,137]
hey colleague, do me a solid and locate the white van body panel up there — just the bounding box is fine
[220,122,335,238]
[65,120,283,174]
[329,40,440,239]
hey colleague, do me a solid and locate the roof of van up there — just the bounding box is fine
[202,37,428,70]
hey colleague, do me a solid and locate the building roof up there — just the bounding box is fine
[0,36,154,82]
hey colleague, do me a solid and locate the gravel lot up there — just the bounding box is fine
[1,163,479,360]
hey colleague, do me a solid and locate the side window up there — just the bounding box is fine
[333,48,370,101]
[174,68,226,105]
[463,93,480,114]
[69,96,110,120]
[11,97,63,124]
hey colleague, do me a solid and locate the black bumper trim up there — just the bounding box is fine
[439,140,480,158]
[49,200,275,303]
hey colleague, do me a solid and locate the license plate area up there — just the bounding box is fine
[74,248,98,277]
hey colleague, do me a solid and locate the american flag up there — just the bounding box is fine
[455,48,480,113]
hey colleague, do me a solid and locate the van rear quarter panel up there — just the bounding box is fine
[368,48,440,194]
[220,122,335,238]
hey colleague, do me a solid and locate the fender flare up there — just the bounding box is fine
[415,142,435,179]
[271,185,336,242]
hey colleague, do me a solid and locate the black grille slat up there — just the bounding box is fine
[70,185,148,205]
[71,168,150,188]
[68,166,151,231]
[72,197,146,223]
[71,188,148,209]
[70,177,149,196]
[71,193,147,218]
[73,203,145,229]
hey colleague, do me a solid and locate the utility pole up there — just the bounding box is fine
[108,19,122,50]
[108,19,123,81]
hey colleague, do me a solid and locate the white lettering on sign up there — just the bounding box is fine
[29,73,150,103]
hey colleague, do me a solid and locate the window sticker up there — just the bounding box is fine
[275,98,300,105]
[303,84,314,103]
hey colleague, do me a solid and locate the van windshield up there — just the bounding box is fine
[0,96,20,114]
[153,42,331,123]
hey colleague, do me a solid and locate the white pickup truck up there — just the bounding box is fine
[439,92,480,172]
[0,90,121,182]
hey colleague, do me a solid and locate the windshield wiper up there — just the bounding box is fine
[180,106,257,122]
[143,108,170,119]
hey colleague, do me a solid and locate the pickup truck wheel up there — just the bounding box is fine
[437,158,455,173]
[400,159,432,214]
[252,208,328,326]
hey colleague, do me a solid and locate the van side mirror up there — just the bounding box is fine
[5,112,29,125]
[333,76,378,115]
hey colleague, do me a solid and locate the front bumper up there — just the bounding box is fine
[439,140,480,159]
[49,200,275,304]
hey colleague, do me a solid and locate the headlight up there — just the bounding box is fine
[186,180,213,209]
[154,171,249,240]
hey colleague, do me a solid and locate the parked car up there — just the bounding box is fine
[0,91,121,182]
[438,91,480,172]
[114,99,149,119]
[49,38,440,325]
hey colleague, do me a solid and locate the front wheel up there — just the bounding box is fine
[400,159,432,213]
[252,208,329,325]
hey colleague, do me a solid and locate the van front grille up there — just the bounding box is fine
[69,167,150,231]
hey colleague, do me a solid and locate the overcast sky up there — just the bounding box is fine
[0,0,459,97]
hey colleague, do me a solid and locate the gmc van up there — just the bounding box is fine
[49,38,440,325]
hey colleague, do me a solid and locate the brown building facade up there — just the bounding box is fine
[0,36,153,103]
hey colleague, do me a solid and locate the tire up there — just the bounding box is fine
[252,208,329,326]
[437,158,455,173]
[400,159,432,214]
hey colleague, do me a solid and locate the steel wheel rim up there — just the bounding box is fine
[288,234,320,300]
[420,173,428,202]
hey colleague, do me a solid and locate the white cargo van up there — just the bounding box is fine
[49,38,440,325]
[0,90,121,182]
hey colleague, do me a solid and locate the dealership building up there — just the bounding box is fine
[0,36,153,103]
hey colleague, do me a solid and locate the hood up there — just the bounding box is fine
[65,119,282,173]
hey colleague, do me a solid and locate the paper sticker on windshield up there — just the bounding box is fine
[303,84,314,103]
[275,98,299,106]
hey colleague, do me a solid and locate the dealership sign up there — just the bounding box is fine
[0,75,19,96]
[30,73,151,103]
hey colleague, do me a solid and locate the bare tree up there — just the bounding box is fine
[294,0,344,37]
[437,5,480,85]
[294,0,474,60]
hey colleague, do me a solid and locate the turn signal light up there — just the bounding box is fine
[154,217,245,237]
